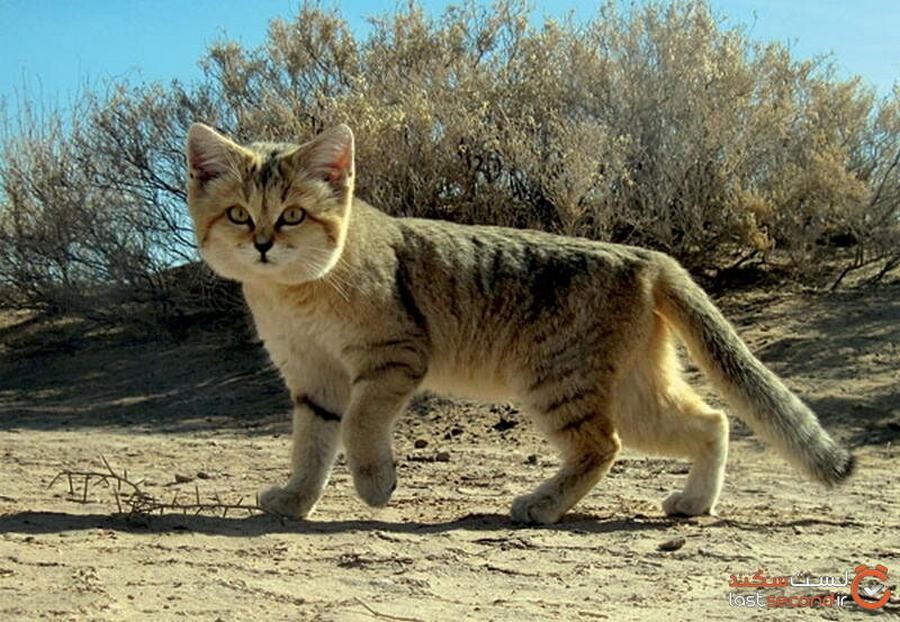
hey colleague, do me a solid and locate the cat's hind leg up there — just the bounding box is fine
[619,382,729,516]
[259,393,342,519]
[512,388,621,525]
[656,390,728,516]
[615,318,729,516]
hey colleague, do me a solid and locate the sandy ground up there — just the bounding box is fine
[1,283,898,620]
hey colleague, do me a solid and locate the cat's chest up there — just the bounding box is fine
[243,286,335,361]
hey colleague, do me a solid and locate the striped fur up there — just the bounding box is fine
[186,123,854,523]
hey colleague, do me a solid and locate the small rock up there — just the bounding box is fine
[174,473,194,484]
[492,418,518,432]
[435,451,451,462]
[525,454,539,465]
[658,536,686,552]
[414,439,428,449]
[449,426,463,437]
[196,471,211,480]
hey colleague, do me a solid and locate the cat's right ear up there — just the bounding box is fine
[186,123,243,184]
[292,124,355,195]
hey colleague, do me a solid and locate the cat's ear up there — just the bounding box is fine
[296,124,355,194]
[186,123,245,183]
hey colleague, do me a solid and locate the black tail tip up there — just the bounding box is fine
[823,451,856,486]
[839,452,857,481]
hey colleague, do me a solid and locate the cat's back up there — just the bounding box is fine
[390,210,662,293]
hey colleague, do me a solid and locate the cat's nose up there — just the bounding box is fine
[254,238,274,255]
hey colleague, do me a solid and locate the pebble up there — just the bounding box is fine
[492,418,518,432]
[414,439,428,449]
[658,536,686,552]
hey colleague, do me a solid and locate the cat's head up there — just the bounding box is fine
[185,123,354,285]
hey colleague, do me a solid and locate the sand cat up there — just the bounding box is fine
[185,123,853,524]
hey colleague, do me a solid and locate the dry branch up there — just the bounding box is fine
[49,455,277,519]
[352,598,427,622]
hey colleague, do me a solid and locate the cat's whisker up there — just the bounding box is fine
[302,248,354,302]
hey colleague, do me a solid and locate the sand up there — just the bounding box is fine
[1,284,898,620]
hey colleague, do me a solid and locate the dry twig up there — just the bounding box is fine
[353,597,426,622]
[49,455,276,519]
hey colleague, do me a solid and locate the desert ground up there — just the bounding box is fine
[1,282,898,620]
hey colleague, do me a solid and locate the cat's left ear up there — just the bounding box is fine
[297,124,355,194]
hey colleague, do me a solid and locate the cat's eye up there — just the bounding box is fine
[226,205,251,226]
[279,207,306,227]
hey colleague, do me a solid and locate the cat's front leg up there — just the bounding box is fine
[259,392,342,519]
[342,363,425,507]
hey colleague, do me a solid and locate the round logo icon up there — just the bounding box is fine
[851,564,891,610]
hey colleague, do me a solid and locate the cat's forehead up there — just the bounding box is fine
[247,142,296,175]
[248,140,297,155]
[240,142,298,196]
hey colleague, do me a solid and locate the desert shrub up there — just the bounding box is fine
[1,0,897,322]
[0,103,163,314]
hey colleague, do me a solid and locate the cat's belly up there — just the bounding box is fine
[421,368,514,402]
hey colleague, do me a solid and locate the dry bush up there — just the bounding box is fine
[0,83,239,322]
[1,0,897,324]
[0,102,162,315]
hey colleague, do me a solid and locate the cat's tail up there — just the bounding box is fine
[653,256,854,485]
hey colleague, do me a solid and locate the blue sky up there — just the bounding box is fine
[2,0,898,121]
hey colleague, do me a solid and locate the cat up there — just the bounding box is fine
[185,122,854,524]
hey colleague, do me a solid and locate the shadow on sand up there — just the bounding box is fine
[0,509,870,538]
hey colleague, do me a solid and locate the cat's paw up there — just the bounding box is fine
[662,491,716,517]
[258,485,315,519]
[350,459,397,507]
[510,492,565,525]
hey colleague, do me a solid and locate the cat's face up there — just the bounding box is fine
[185,123,354,285]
